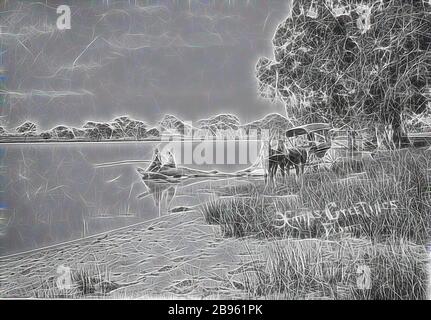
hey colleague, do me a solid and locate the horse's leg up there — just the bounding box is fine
[280,162,285,179]
[270,161,277,180]
[295,164,300,177]
[286,163,290,177]
[267,163,271,178]
[268,159,274,178]
[301,150,307,175]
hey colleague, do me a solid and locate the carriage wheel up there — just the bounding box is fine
[321,148,341,171]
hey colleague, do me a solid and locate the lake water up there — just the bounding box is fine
[0,141,261,256]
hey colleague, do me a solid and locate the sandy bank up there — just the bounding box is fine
[0,211,263,299]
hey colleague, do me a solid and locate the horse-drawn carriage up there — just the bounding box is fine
[267,123,372,177]
[285,123,332,160]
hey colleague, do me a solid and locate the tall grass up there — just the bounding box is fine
[242,239,428,300]
[201,149,430,299]
[202,149,430,243]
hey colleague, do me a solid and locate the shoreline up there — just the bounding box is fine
[0,212,187,260]
[0,210,263,299]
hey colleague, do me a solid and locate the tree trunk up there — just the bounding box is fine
[391,114,411,149]
[375,124,392,150]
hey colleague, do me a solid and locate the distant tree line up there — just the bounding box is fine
[0,116,161,141]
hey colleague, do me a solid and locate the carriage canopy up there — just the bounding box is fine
[285,123,332,139]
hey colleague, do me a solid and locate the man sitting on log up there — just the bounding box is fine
[161,150,177,170]
[147,148,162,172]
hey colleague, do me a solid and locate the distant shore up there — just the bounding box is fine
[0,136,268,144]
[0,137,162,144]
[1,132,430,145]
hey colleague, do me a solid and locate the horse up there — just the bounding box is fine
[267,140,307,179]
[268,143,287,178]
[283,147,308,177]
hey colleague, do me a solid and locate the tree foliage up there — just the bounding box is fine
[256,0,430,128]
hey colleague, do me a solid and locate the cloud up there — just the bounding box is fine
[102,30,226,50]
[35,62,104,79]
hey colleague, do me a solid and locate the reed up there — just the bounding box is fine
[200,149,430,299]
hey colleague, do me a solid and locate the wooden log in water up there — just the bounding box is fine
[137,165,264,181]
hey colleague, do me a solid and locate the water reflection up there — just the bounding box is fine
[140,180,177,216]
[138,176,223,217]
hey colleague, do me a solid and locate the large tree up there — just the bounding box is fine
[256,0,430,146]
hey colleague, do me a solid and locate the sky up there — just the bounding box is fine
[0,0,291,130]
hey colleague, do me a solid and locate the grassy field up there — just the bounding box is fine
[201,148,431,299]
